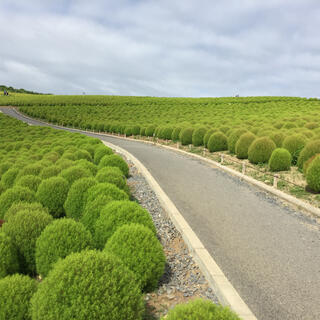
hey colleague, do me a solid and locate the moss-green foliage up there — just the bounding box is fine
[282,134,307,164]
[16,163,43,179]
[227,128,247,153]
[55,158,75,170]
[207,132,228,152]
[74,149,92,161]
[163,299,240,320]
[0,274,38,320]
[303,153,320,175]
[306,155,320,192]
[270,131,286,148]
[268,148,292,172]
[15,175,42,192]
[94,200,156,249]
[59,165,92,186]
[30,250,144,320]
[145,125,156,137]
[305,122,319,130]
[39,165,61,179]
[74,159,98,175]
[1,167,20,188]
[93,145,113,165]
[235,132,256,159]
[203,129,218,148]
[36,177,69,218]
[192,127,207,146]
[4,201,47,221]
[0,186,35,219]
[95,166,127,190]
[160,126,174,140]
[248,137,276,164]
[0,233,19,279]
[36,219,93,277]
[104,224,165,291]
[172,127,182,141]
[1,209,53,273]
[297,139,320,170]
[98,154,129,177]
[64,178,97,221]
[140,127,146,136]
[179,128,194,145]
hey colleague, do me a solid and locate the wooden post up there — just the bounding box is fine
[221,154,224,164]
[273,175,278,188]
[242,162,246,175]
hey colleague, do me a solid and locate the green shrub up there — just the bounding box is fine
[306,155,320,192]
[248,137,276,164]
[98,154,129,177]
[171,127,182,141]
[207,132,228,152]
[16,163,43,179]
[227,128,247,153]
[104,224,165,291]
[75,159,98,175]
[4,201,47,221]
[42,151,60,163]
[74,149,92,161]
[15,175,42,192]
[162,126,174,140]
[219,125,230,134]
[0,186,35,219]
[93,145,113,165]
[235,132,256,159]
[305,122,319,130]
[297,139,320,170]
[0,233,19,278]
[282,134,306,164]
[0,161,12,178]
[94,200,156,249]
[270,131,286,148]
[30,250,144,320]
[1,167,20,188]
[140,127,146,136]
[39,165,61,179]
[36,177,69,218]
[268,148,292,172]
[0,274,37,320]
[2,209,53,273]
[192,127,207,146]
[203,129,218,148]
[55,158,75,170]
[59,166,92,186]
[36,218,93,277]
[124,126,133,136]
[64,177,97,220]
[179,128,194,145]
[303,153,320,175]
[145,125,156,137]
[163,299,240,320]
[95,166,127,190]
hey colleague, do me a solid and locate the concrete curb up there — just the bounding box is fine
[101,140,258,320]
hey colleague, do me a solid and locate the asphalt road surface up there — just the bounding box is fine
[2,107,320,320]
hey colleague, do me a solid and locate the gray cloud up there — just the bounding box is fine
[0,0,319,97]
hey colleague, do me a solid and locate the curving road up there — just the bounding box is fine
[2,107,320,320]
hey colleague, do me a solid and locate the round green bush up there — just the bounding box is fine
[140,127,146,136]
[306,155,320,192]
[235,132,256,159]
[0,274,38,320]
[162,126,174,140]
[203,129,218,148]
[0,233,19,278]
[15,175,42,192]
[16,163,43,179]
[104,224,165,291]
[39,165,61,179]
[95,166,127,190]
[36,218,93,277]
[124,126,133,136]
[297,139,320,170]
[163,299,240,320]
[98,154,129,177]
[207,132,228,152]
[0,186,35,219]
[282,134,306,164]
[2,209,53,273]
[74,159,98,175]
[64,177,97,220]
[59,166,92,186]
[74,149,92,162]
[171,127,183,142]
[30,250,144,320]
[270,131,286,148]
[303,153,320,175]
[192,127,207,146]
[93,145,114,165]
[1,167,20,188]
[55,158,75,170]
[94,200,156,249]
[227,129,247,154]
[145,125,156,137]
[179,128,194,145]
[305,122,319,130]
[248,137,276,164]
[268,148,292,172]
[36,177,69,218]
[4,201,47,221]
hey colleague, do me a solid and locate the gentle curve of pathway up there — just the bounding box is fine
[2,107,320,320]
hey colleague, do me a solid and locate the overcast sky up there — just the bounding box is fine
[0,0,319,97]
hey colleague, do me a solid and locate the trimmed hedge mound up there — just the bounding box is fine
[0,274,37,320]
[39,165,61,179]
[282,134,306,164]
[192,127,207,146]
[203,129,218,148]
[0,233,19,279]
[207,132,228,152]
[93,145,113,165]
[235,132,256,159]
[2,209,53,274]
[306,155,320,192]
[98,154,129,177]
[36,176,69,218]
[268,148,292,172]
[59,166,92,186]
[145,125,156,137]
[104,224,165,291]
[248,137,276,164]
[95,166,126,190]
[227,128,247,154]
[163,299,240,320]
[1,168,20,188]
[179,128,194,145]
[36,218,93,277]
[4,201,47,222]
[15,175,42,192]
[297,139,320,170]
[172,127,182,142]
[30,250,144,320]
[94,200,156,249]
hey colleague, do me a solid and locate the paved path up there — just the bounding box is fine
[2,107,320,320]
